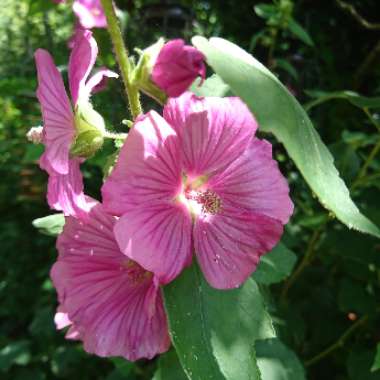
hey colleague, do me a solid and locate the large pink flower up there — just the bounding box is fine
[51,200,170,360]
[35,30,117,217]
[73,0,107,29]
[102,92,293,289]
[152,39,206,98]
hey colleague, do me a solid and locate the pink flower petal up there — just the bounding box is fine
[68,29,98,105]
[194,209,284,289]
[35,49,75,175]
[163,93,258,177]
[85,67,119,95]
[102,111,183,216]
[114,204,193,285]
[51,203,170,360]
[73,0,107,29]
[41,157,89,218]
[208,138,294,224]
[102,111,193,283]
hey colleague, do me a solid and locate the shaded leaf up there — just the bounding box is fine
[305,90,380,110]
[0,341,31,372]
[252,243,297,285]
[256,338,306,380]
[338,278,377,315]
[288,18,314,46]
[153,350,188,380]
[275,58,299,80]
[163,264,275,380]
[347,349,380,380]
[371,344,380,372]
[254,4,277,19]
[192,36,380,239]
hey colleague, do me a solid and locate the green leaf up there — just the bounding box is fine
[106,358,134,380]
[256,338,306,380]
[371,343,380,372]
[254,4,277,19]
[275,58,298,80]
[347,349,380,380]
[192,36,380,239]
[252,243,297,285]
[32,214,65,236]
[153,350,188,380]
[288,18,314,46]
[0,341,31,372]
[342,131,378,149]
[163,264,275,380]
[191,74,231,97]
[338,278,377,315]
[305,90,380,110]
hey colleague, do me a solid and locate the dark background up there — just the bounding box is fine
[0,0,380,379]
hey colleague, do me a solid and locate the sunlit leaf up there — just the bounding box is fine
[192,36,380,239]
[163,264,275,380]
[32,214,65,236]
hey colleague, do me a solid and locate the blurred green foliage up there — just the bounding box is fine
[0,0,380,379]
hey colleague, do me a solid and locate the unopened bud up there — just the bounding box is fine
[133,39,167,104]
[26,126,43,144]
[70,103,105,158]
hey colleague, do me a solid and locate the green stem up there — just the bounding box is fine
[104,131,128,140]
[363,107,380,133]
[100,0,142,120]
[281,226,324,300]
[351,138,380,190]
[305,315,368,367]
[304,95,339,112]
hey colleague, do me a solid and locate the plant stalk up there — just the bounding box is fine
[100,0,142,120]
[305,315,368,367]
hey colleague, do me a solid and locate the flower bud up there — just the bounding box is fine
[70,103,105,158]
[26,126,44,144]
[151,39,206,98]
[133,39,167,104]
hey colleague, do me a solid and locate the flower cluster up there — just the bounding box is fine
[33,10,293,360]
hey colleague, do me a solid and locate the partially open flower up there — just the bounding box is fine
[51,201,170,360]
[152,39,206,98]
[102,92,293,289]
[35,30,117,217]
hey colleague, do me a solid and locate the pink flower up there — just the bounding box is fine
[102,93,293,289]
[152,39,206,98]
[51,200,170,360]
[73,0,107,29]
[35,30,117,217]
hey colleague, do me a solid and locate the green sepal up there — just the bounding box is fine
[133,39,167,104]
[70,103,105,158]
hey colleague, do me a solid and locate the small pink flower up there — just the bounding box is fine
[152,39,206,98]
[102,93,293,289]
[73,0,107,29]
[35,30,117,217]
[51,201,170,360]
